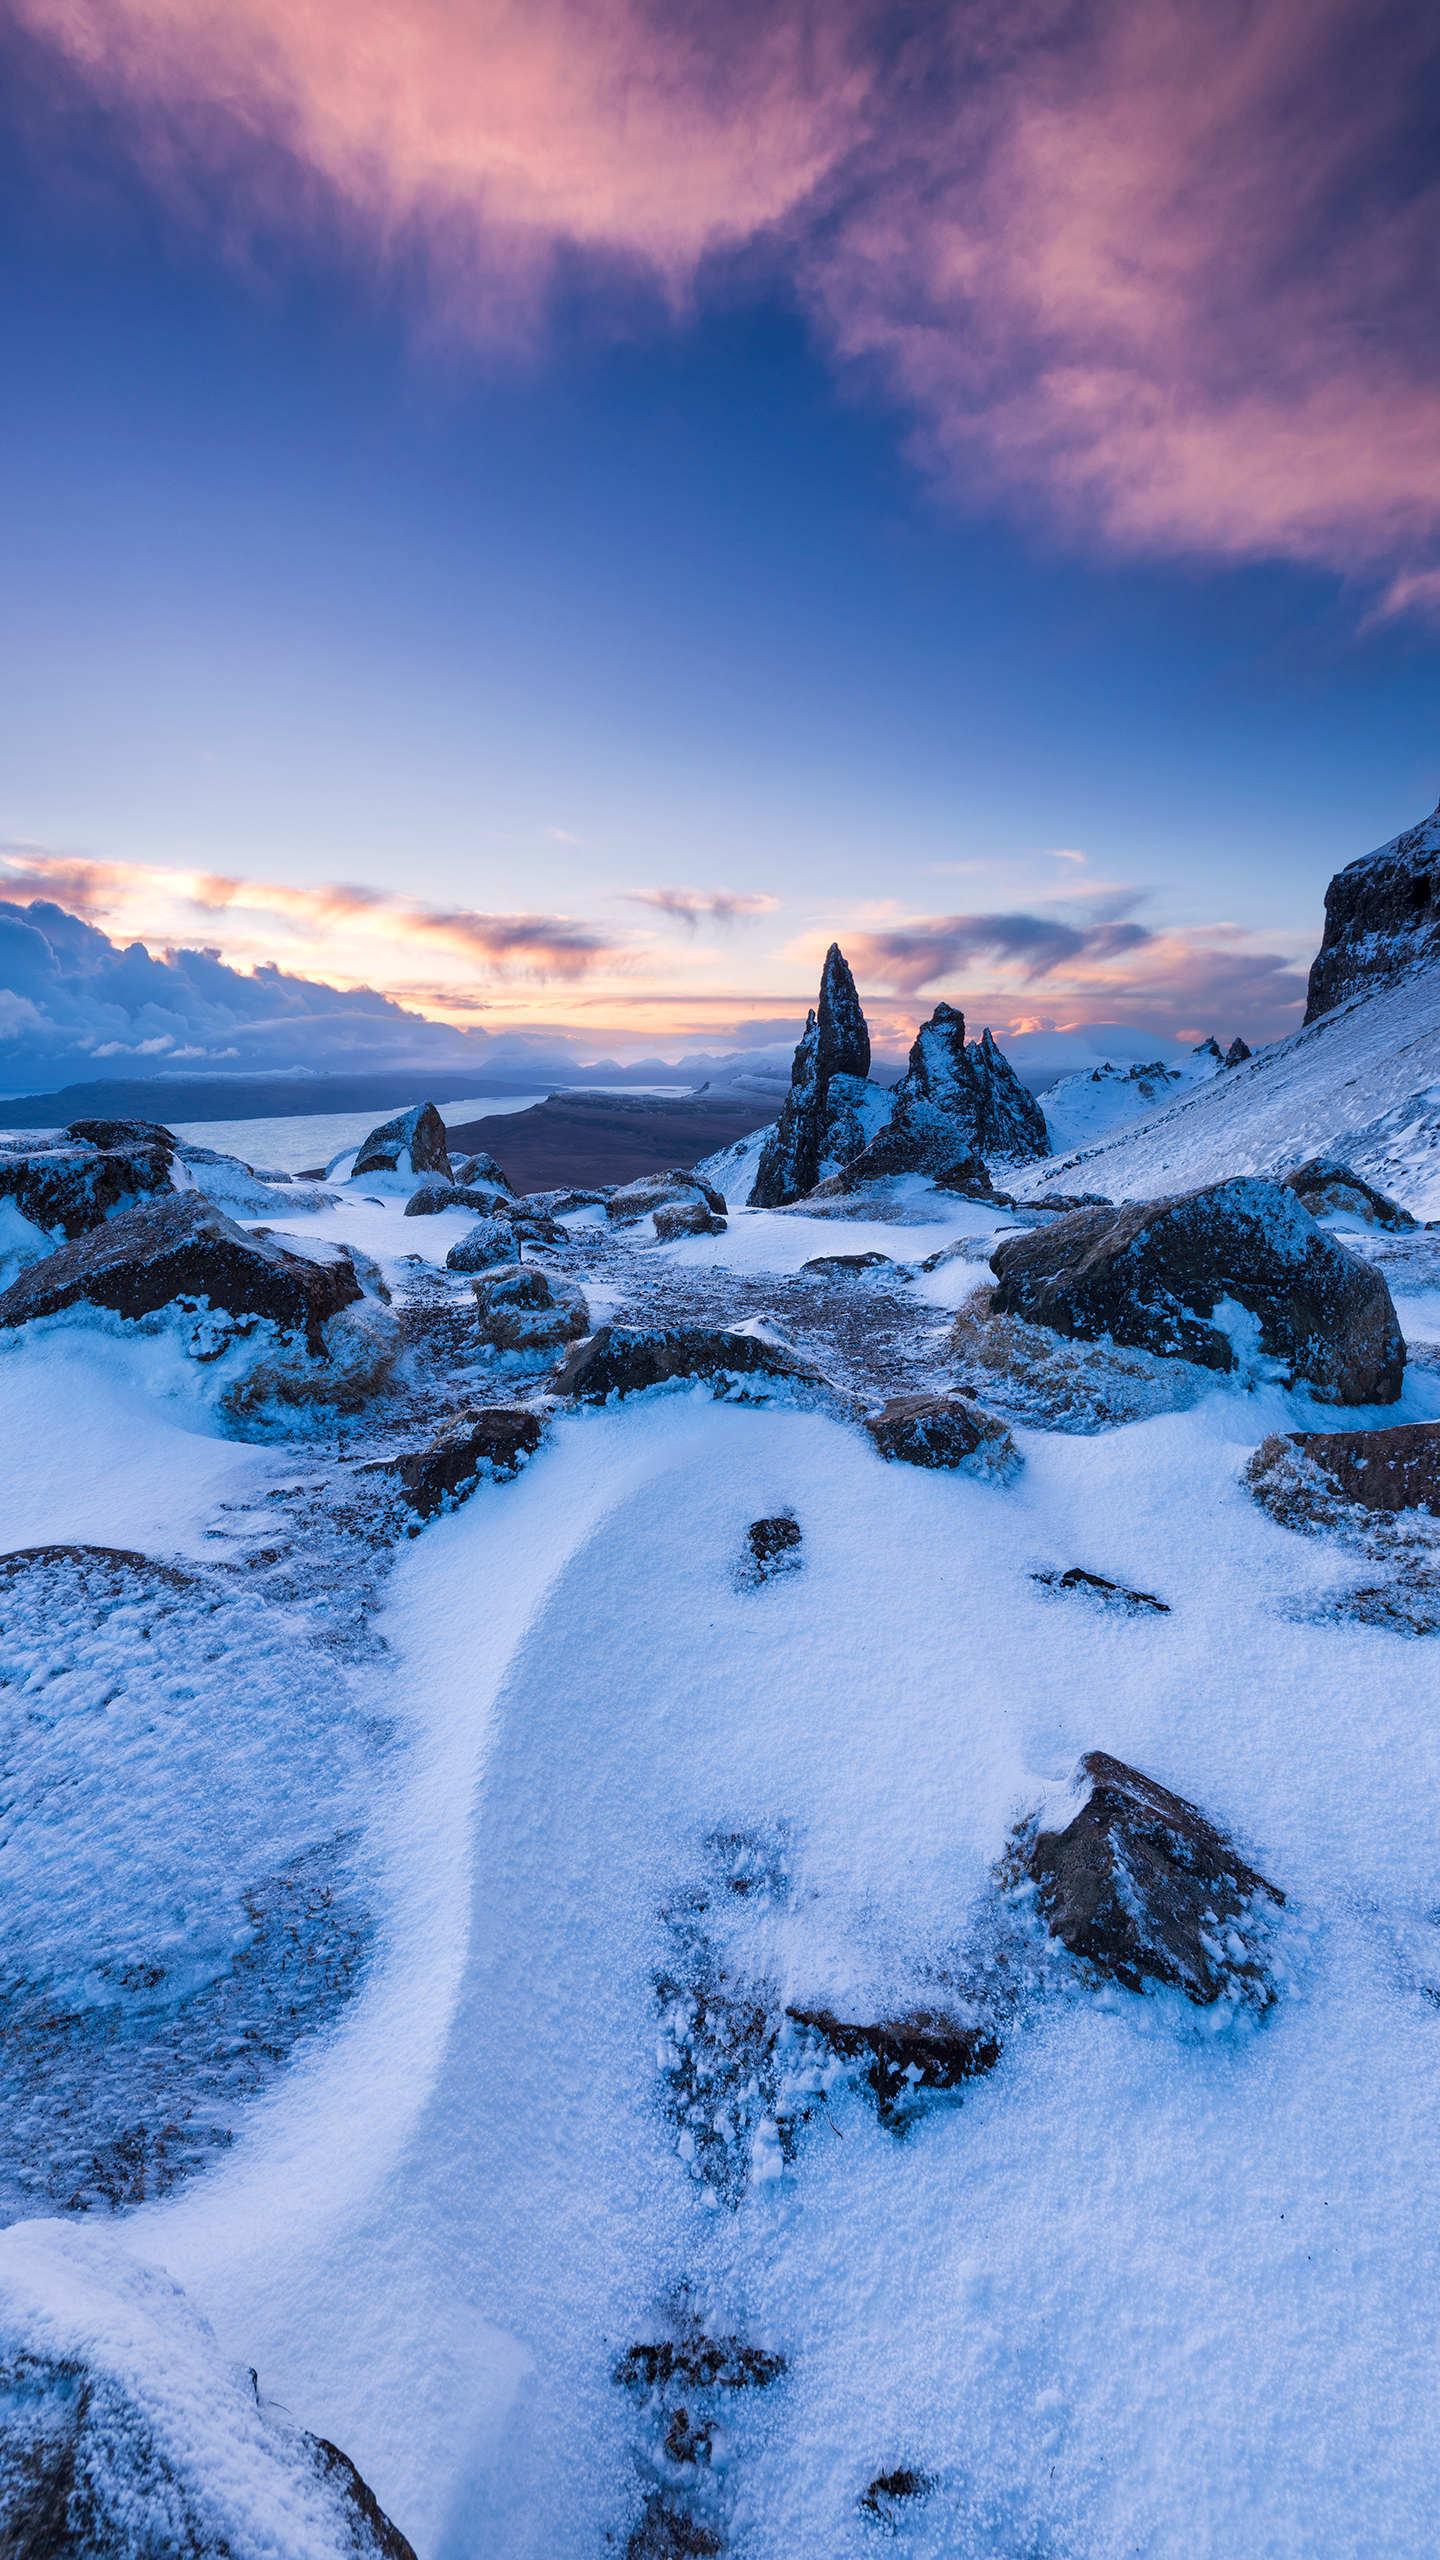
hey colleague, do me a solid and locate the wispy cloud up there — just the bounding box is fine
[627,887,780,931]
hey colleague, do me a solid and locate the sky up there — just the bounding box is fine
[0,0,1437,1085]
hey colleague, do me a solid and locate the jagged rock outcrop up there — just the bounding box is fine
[0,1132,175,1251]
[1224,1036,1252,1066]
[1014,1750,1285,2009]
[988,1176,1405,1405]
[825,1004,1047,1188]
[1304,795,1440,1022]
[349,1100,452,1185]
[749,945,887,1206]
[1281,1156,1416,1231]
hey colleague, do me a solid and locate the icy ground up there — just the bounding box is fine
[3,1162,1440,2557]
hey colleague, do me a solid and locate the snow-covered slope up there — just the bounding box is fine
[1040,1047,1222,1155]
[1016,966,1440,1215]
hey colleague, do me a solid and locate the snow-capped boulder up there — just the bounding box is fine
[750,945,890,1207]
[0,2224,416,2560]
[451,1151,512,1192]
[606,1169,726,1224]
[470,1261,589,1352]
[652,1198,727,1240]
[1305,794,1440,1022]
[453,1181,518,1216]
[0,1132,175,1256]
[556,1322,834,1407]
[349,1100,452,1186]
[1281,1156,1416,1230]
[864,1389,1021,1480]
[1252,1420,1440,1519]
[1014,1750,1285,2010]
[403,1178,457,1216]
[376,1405,546,1519]
[444,1215,516,1273]
[65,1115,176,1149]
[988,1176,1405,1405]
[0,1193,396,1410]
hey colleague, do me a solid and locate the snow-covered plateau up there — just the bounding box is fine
[4,807,1440,2560]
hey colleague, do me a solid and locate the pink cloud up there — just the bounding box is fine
[810,0,1440,579]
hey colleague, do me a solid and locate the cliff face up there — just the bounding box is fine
[749,945,882,1207]
[1305,798,1440,1022]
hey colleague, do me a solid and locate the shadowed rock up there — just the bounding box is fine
[989,1176,1404,1405]
[351,1100,452,1183]
[471,1261,589,1352]
[1224,1036,1252,1066]
[403,1179,456,1216]
[0,1193,362,1353]
[1281,1156,1416,1231]
[864,1391,1021,1481]
[750,945,883,1207]
[859,2468,937,2523]
[444,1215,517,1274]
[1016,1751,1285,2009]
[653,1199,727,1240]
[801,1250,896,1275]
[374,1407,545,1520]
[1250,1420,1440,1520]
[1305,795,1440,1020]
[1032,1566,1170,1615]
[557,1323,833,1406]
[787,2006,1002,2126]
[451,1150,512,1192]
[608,1169,727,1225]
[0,1136,175,1247]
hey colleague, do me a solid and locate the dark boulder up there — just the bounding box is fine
[749,944,885,1207]
[451,1181,517,1216]
[1016,1750,1285,2008]
[1305,795,1440,1021]
[988,1175,1405,1405]
[1223,1036,1252,1066]
[471,1261,589,1351]
[1032,1565,1170,1615]
[744,1514,803,1580]
[375,1406,545,1520]
[65,1116,176,1149]
[608,1169,726,1224]
[0,1193,361,1352]
[653,1199,727,1240]
[557,1323,832,1407]
[403,1179,457,1216]
[1281,1156,1416,1231]
[864,1390,1021,1481]
[800,1250,895,1276]
[1255,1419,1440,1519]
[0,1136,175,1244]
[350,1100,452,1182]
[451,1150,512,1192]
[615,2333,785,2395]
[786,2005,1001,2127]
[827,1005,1046,1189]
[444,1216,517,1274]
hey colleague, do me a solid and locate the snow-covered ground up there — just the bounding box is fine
[5,1077,1440,2555]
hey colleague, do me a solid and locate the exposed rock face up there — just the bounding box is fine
[0,1193,362,1351]
[801,1250,895,1275]
[1305,796,1440,1021]
[403,1179,456,1216]
[825,1004,1047,1188]
[451,1150,512,1192]
[351,1100,452,1183]
[471,1261,589,1352]
[557,1323,833,1407]
[444,1215,517,1273]
[1224,1036,1252,1066]
[0,1134,175,1247]
[652,1199,727,1240]
[1018,1750,1285,2008]
[749,945,885,1207]
[65,1116,176,1149]
[377,1405,545,1519]
[988,1176,1405,1405]
[1282,1156,1416,1231]
[864,1390,1021,1481]
[1254,1420,1440,1519]
[1032,1565,1170,1615]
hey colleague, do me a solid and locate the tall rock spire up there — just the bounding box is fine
[749,944,880,1207]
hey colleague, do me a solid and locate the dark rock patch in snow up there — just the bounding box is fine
[742,1513,803,1583]
[616,2308,785,2560]
[352,1100,452,1183]
[444,1215,516,1273]
[1263,1420,1440,1518]
[864,1391,1021,1481]
[558,1323,835,1409]
[989,1177,1405,1405]
[403,1179,457,1216]
[1031,1566,1170,1616]
[0,1134,175,1249]
[801,1250,896,1276]
[1282,1157,1416,1231]
[470,1261,589,1353]
[785,2006,1001,2130]
[859,2468,937,2525]
[450,1150,512,1192]
[368,1406,545,1522]
[64,1116,176,1149]
[1012,1751,1285,2011]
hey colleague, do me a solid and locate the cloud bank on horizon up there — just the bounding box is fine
[13,0,1440,617]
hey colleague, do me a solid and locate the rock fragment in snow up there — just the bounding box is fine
[785,2006,1001,2128]
[864,1390,1021,1481]
[616,2311,785,2560]
[859,2468,936,2525]
[608,1170,727,1225]
[653,1199,728,1240]
[1031,1565,1171,1615]
[801,1250,896,1275]
[1248,1421,1440,1522]
[351,1099,452,1184]
[1281,1156,1416,1231]
[1015,1750,1285,2009]
[557,1322,835,1408]
[444,1215,517,1273]
[371,1406,545,1521]
[743,1513,802,1582]
[471,1261,589,1351]
[988,1175,1405,1405]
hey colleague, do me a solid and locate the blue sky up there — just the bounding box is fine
[0,0,1436,1072]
